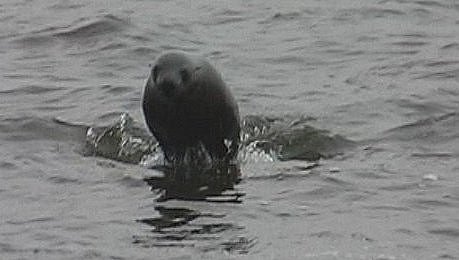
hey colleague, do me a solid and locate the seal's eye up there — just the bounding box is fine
[152,65,158,83]
[180,68,190,82]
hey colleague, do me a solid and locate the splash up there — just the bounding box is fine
[239,115,355,161]
[85,113,355,165]
[85,113,156,164]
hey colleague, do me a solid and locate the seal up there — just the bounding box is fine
[142,52,240,162]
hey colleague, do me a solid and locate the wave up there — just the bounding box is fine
[382,112,459,144]
[53,14,127,39]
[12,14,129,48]
[0,116,87,143]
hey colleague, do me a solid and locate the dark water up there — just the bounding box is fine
[2,0,459,259]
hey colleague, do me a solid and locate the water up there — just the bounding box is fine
[1,0,459,259]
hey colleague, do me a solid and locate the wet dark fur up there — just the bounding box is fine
[142,52,240,162]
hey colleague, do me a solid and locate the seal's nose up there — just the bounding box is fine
[157,78,177,98]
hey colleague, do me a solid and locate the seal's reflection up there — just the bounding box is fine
[134,205,249,249]
[136,163,252,250]
[143,163,244,202]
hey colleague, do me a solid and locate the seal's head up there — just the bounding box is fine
[143,51,240,162]
[149,52,198,99]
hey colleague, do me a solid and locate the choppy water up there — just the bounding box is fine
[1,0,459,259]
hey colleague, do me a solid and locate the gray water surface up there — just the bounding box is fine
[1,0,459,259]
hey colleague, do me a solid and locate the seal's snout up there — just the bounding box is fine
[157,77,178,98]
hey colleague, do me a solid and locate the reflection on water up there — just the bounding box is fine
[134,204,255,253]
[144,163,243,202]
[136,164,254,253]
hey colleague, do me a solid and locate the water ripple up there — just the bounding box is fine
[428,228,459,239]
[11,14,129,48]
[0,85,64,95]
[52,14,128,39]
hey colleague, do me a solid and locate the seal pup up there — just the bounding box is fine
[142,52,240,163]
